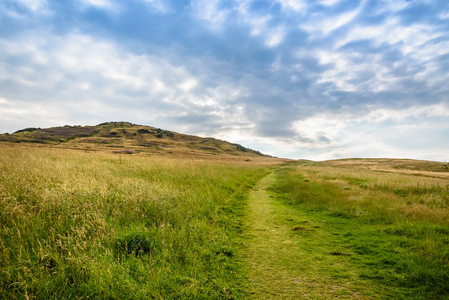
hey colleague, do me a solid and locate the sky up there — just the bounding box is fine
[1,0,448,161]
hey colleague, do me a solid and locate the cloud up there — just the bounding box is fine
[14,0,50,13]
[288,102,449,160]
[75,0,122,16]
[265,25,286,47]
[355,103,449,123]
[276,0,307,13]
[300,2,364,37]
[0,29,257,136]
[0,0,52,21]
[236,2,288,47]
[0,0,448,161]
[191,0,230,29]
[78,0,115,9]
[319,0,342,6]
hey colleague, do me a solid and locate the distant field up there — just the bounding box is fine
[1,143,448,299]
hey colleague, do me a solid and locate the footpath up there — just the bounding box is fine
[241,171,371,299]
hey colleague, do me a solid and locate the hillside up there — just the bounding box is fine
[0,122,272,160]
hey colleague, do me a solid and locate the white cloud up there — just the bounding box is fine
[265,26,286,47]
[287,103,449,160]
[0,97,71,131]
[191,0,229,30]
[440,10,449,20]
[302,12,449,93]
[276,0,307,13]
[237,3,286,47]
[373,0,410,14]
[315,50,355,91]
[313,49,392,92]
[191,0,288,46]
[76,0,119,14]
[338,18,443,56]
[321,19,449,95]
[0,31,253,135]
[15,0,49,13]
[79,0,113,8]
[300,3,364,37]
[319,0,342,6]
[178,78,198,92]
[295,103,449,130]
[355,103,449,123]
[291,114,346,147]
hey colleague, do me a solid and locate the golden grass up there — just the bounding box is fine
[0,141,287,165]
[321,158,449,179]
[0,144,273,298]
[294,163,449,224]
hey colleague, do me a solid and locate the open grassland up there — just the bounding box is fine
[0,145,271,299]
[317,158,449,179]
[271,161,449,298]
[2,143,448,299]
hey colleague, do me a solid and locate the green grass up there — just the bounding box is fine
[2,146,448,299]
[242,173,377,299]
[0,146,269,299]
[270,163,449,298]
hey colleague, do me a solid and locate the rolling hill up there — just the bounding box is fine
[0,121,272,160]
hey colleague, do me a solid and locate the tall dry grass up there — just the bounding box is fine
[0,145,269,299]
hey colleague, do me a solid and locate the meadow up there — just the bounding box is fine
[0,145,269,299]
[1,144,448,299]
[269,160,449,298]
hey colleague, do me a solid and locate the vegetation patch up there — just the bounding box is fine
[137,129,154,134]
[115,227,162,257]
[112,149,135,154]
[14,127,40,133]
[200,146,218,151]
[138,141,160,147]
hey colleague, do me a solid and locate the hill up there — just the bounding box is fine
[0,121,273,160]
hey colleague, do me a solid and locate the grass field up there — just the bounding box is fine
[0,145,269,299]
[267,161,449,298]
[1,144,448,299]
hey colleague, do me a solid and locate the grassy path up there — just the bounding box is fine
[241,171,378,299]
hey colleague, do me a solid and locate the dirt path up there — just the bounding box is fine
[242,172,308,298]
[241,172,372,299]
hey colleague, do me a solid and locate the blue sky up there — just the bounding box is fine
[1,0,448,161]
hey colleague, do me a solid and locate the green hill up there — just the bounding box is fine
[0,121,270,159]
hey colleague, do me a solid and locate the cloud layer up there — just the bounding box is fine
[1,0,448,160]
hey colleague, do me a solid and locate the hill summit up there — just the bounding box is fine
[0,122,271,159]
